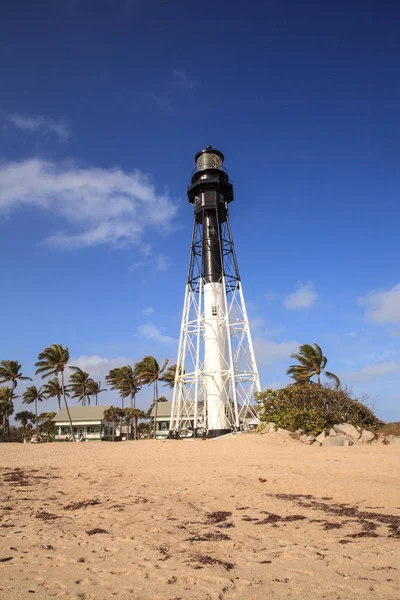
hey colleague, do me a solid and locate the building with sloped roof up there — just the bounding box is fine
[52,405,114,441]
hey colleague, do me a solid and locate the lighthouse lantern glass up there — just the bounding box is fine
[196,153,223,172]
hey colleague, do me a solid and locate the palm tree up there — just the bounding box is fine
[38,412,56,441]
[123,407,146,440]
[0,387,15,442]
[0,360,32,392]
[88,380,106,406]
[15,410,36,442]
[106,368,128,408]
[35,344,75,440]
[69,366,92,406]
[103,406,123,442]
[287,343,340,388]
[42,377,66,411]
[106,366,140,409]
[160,364,177,389]
[22,385,46,432]
[134,356,169,439]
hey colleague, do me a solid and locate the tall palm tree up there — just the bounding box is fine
[42,377,66,411]
[22,385,46,432]
[0,360,32,392]
[69,366,92,406]
[287,343,340,388]
[88,380,106,406]
[35,344,75,440]
[15,410,36,442]
[0,387,15,442]
[160,364,177,389]
[134,356,169,439]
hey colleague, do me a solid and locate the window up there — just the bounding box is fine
[212,305,218,316]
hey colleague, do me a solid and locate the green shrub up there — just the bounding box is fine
[255,385,384,436]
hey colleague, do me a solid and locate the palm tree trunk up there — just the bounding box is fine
[130,391,133,409]
[318,374,321,386]
[153,379,159,439]
[95,393,98,406]
[112,422,115,442]
[61,371,75,441]
[134,415,138,440]
[35,399,38,434]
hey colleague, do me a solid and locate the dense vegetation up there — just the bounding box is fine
[256,384,384,436]
[0,345,176,442]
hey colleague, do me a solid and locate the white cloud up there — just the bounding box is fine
[138,322,177,345]
[142,306,155,316]
[0,159,178,248]
[6,113,69,142]
[344,361,400,383]
[283,282,317,310]
[68,355,133,382]
[253,338,299,367]
[358,283,400,324]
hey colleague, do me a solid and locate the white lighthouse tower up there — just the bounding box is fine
[169,146,260,438]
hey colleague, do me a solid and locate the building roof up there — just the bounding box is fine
[53,405,112,422]
[150,401,173,418]
[150,401,195,419]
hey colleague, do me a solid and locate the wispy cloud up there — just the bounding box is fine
[0,159,178,249]
[283,282,317,310]
[344,361,400,383]
[142,306,155,316]
[173,69,194,90]
[148,68,195,111]
[5,112,69,142]
[131,253,171,272]
[358,283,400,324]
[137,322,177,345]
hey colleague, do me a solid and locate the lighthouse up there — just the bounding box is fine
[169,146,260,438]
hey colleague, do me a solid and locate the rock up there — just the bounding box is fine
[300,434,315,445]
[333,423,361,440]
[329,428,337,437]
[315,431,327,444]
[321,436,352,447]
[387,435,400,445]
[360,430,375,443]
[277,428,297,438]
[261,422,277,434]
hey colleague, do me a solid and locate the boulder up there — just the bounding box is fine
[321,436,352,447]
[277,428,297,438]
[329,428,337,437]
[315,431,327,444]
[300,434,315,445]
[333,423,361,440]
[360,430,375,443]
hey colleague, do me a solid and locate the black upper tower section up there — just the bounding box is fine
[187,145,233,224]
[187,146,234,284]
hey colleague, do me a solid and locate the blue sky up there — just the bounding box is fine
[1,0,400,421]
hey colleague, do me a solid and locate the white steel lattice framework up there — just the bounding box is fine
[169,147,260,438]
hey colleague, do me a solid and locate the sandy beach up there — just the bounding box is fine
[0,434,399,600]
